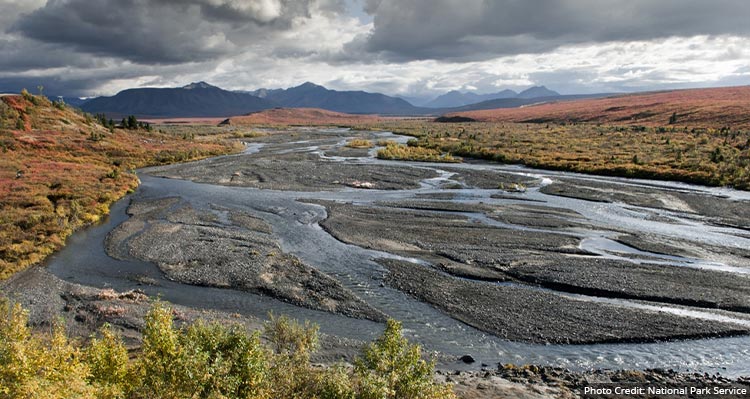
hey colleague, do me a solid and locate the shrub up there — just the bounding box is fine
[346,139,374,148]
[1,299,456,399]
[135,300,193,398]
[264,313,320,398]
[20,89,34,103]
[182,320,270,398]
[84,324,130,399]
[355,319,455,399]
[0,299,95,398]
[377,143,460,163]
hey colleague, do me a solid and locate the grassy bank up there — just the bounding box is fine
[353,120,750,189]
[0,299,455,399]
[0,93,241,279]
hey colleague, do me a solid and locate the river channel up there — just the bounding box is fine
[44,127,750,376]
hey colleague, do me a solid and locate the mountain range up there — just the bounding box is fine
[81,82,273,118]
[247,82,422,115]
[78,81,586,118]
[424,87,558,108]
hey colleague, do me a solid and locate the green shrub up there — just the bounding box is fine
[84,324,130,399]
[1,299,455,399]
[355,319,455,399]
[182,320,270,398]
[135,300,194,398]
[0,299,95,398]
[265,313,321,398]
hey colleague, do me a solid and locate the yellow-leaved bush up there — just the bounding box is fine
[0,298,455,399]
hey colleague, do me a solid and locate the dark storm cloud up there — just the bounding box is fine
[0,57,221,96]
[0,38,96,72]
[12,0,316,64]
[0,75,102,97]
[361,0,750,61]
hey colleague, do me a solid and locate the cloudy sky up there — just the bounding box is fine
[1,0,749,101]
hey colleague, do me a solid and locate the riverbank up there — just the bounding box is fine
[0,94,241,279]
[349,120,750,190]
[4,269,749,399]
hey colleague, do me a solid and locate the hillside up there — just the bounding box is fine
[249,82,425,115]
[0,92,239,279]
[82,82,275,118]
[225,107,381,125]
[448,86,750,128]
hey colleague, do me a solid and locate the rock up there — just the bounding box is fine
[348,180,374,189]
[460,354,476,364]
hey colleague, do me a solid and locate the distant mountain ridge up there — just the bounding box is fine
[82,81,428,117]
[424,86,560,108]
[249,82,423,115]
[81,82,276,118]
[425,89,517,108]
[447,93,611,113]
[516,86,559,99]
[77,81,593,118]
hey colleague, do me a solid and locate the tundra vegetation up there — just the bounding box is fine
[345,139,374,148]
[354,120,750,189]
[0,299,455,399]
[376,141,459,163]
[0,93,242,279]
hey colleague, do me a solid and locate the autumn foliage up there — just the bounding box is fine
[0,93,239,279]
[352,120,750,190]
[0,299,455,399]
[448,85,750,129]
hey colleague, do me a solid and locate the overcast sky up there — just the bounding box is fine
[1,0,749,99]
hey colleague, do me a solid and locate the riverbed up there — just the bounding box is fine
[8,127,750,377]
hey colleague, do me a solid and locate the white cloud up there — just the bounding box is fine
[0,0,749,97]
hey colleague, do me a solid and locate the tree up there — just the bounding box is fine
[668,112,678,125]
[127,115,138,129]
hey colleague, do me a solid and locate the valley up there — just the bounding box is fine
[4,126,750,397]
[4,2,749,397]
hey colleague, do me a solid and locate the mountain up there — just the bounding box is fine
[425,89,517,108]
[81,82,275,118]
[516,86,560,99]
[444,86,750,128]
[448,93,611,113]
[395,95,433,107]
[246,88,284,99]
[253,82,423,115]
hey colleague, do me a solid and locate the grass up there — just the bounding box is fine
[345,139,374,148]
[376,141,460,163]
[352,120,750,189]
[0,94,241,279]
[0,299,456,399]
